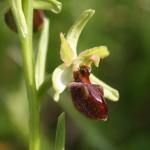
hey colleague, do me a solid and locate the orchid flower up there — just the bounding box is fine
[52,9,119,119]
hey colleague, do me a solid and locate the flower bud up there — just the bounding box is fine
[4,9,17,32]
[4,9,44,33]
[33,10,44,32]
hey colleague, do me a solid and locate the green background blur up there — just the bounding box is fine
[0,0,150,150]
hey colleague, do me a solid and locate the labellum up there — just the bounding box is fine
[69,66,108,120]
[4,9,44,32]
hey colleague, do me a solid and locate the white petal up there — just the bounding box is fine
[52,64,73,101]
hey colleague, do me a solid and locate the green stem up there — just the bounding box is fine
[21,0,40,150]
[21,37,40,150]
[9,0,40,150]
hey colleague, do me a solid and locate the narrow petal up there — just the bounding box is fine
[79,46,109,67]
[90,74,119,101]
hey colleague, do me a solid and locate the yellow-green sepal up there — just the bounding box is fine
[60,33,75,67]
[66,9,95,53]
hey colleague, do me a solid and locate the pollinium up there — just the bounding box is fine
[69,66,108,120]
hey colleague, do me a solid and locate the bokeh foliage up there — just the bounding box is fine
[0,0,150,150]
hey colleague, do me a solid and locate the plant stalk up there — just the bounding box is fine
[21,36,40,150]
[21,0,40,150]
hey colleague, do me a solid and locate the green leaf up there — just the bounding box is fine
[9,0,28,38]
[35,18,49,89]
[79,46,109,67]
[34,0,62,14]
[66,9,95,55]
[52,64,73,101]
[90,74,119,101]
[60,33,75,66]
[54,112,65,150]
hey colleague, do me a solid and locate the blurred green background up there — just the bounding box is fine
[0,0,150,150]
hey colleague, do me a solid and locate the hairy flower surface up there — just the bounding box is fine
[69,66,108,120]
